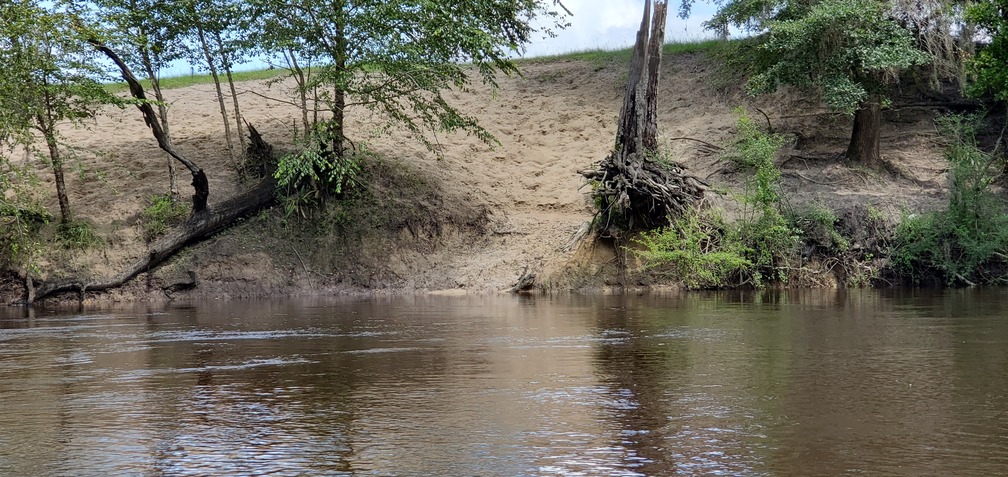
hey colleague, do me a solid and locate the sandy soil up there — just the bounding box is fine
[12,51,950,301]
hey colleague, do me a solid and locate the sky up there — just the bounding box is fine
[521,0,718,57]
[164,1,719,76]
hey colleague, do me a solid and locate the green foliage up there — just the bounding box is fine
[0,159,49,275]
[636,109,799,288]
[1,1,125,223]
[966,0,1008,101]
[275,124,362,218]
[140,194,189,241]
[737,0,928,114]
[57,220,103,251]
[634,209,753,289]
[729,108,798,282]
[791,204,850,253]
[728,109,800,284]
[891,114,1008,285]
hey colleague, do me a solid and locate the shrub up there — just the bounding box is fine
[635,108,799,288]
[275,123,361,219]
[890,114,1008,285]
[727,108,800,284]
[634,208,752,289]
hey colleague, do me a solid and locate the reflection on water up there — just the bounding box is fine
[1,290,1007,476]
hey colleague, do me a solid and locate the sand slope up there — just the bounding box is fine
[22,51,948,299]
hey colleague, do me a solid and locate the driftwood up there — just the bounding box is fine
[26,172,277,304]
[580,0,707,234]
[506,266,537,293]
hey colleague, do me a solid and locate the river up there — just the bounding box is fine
[1,289,1006,476]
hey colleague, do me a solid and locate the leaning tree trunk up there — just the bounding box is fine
[89,40,210,213]
[846,98,881,165]
[580,0,707,235]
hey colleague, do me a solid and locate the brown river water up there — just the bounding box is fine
[1,289,1006,476]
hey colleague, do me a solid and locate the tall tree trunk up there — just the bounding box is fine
[846,99,881,164]
[332,15,347,157]
[213,30,246,152]
[140,48,178,199]
[642,0,667,153]
[614,0,669,157]
[196,24,235,161]
[581,0,706,235]
[44,131,71,224]
[284,49,310,136]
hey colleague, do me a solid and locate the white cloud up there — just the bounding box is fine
[523,0,718,57]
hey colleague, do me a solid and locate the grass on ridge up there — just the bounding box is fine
[520,39,731,65]
[104,40,732,93]
[105,67,286,93]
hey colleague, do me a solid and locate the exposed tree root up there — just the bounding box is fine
[505,266,537,293]
[581,152,708,235]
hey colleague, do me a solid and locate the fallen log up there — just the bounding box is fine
[26,172,277,304]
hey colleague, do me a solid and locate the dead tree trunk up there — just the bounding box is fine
[89,40,210,213]
[580,0,706,235]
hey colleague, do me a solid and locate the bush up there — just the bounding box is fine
[275,123,361,219]
[727,108,800,284]
[635,108,799,288]
[634,209,752,289]
[140,194,188,242]
[890,114,1008,285]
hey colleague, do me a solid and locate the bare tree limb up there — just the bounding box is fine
[87,39,210,213]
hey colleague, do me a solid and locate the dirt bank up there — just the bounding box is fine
[4,50,954,303]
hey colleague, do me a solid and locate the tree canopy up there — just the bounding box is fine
[242,0,567,203]
[690,0,930,163]
[746,0,929,115]
[967,0,1008,102]
[1,0,121,223]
